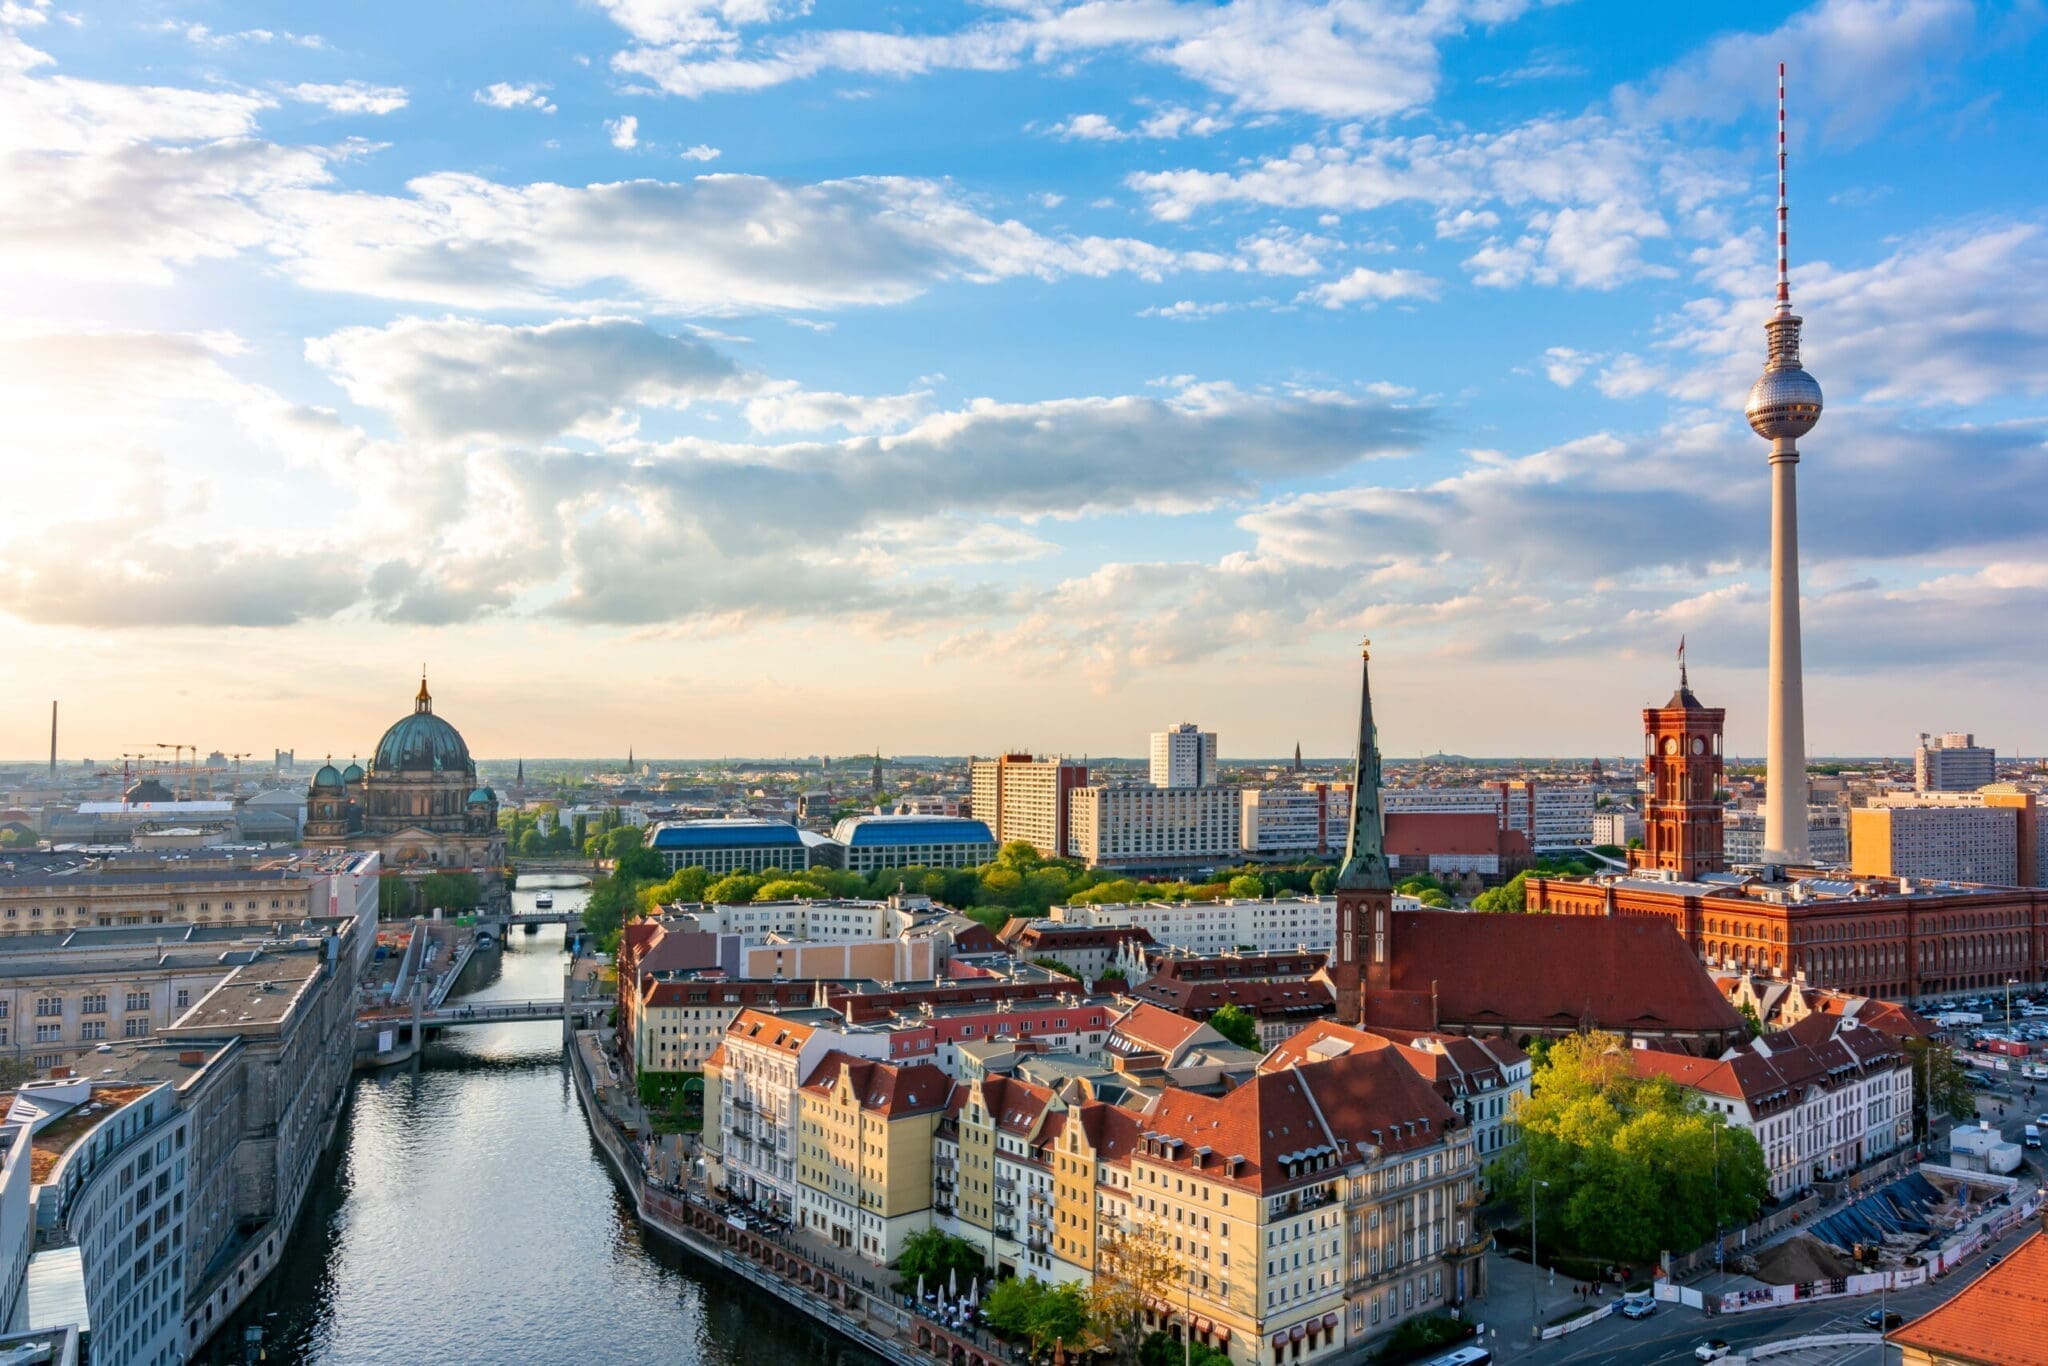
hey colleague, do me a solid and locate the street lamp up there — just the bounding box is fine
[1528,1178,1550,1339]
[2008,978,2020,1035]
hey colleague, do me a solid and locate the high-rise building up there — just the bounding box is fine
[1241,782,1351,857]
[1915,732,1996,793]
[1065,784,1242,868]
[1853,796,2020,886]
[1382,781,1593,848]
[968,754,1088,858]
[1724,806,1846,867]
[1631,662,1726,881]
[1147,722,1216,788]
[1746,65,1823,866]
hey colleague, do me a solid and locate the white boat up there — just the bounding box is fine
[534,892,555,909]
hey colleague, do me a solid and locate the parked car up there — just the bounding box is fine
[1987,1253,2003,1268]
[1862,1307,1904,1330]
[1620,1298,1657,1320]
[1695,1342,1731,1361]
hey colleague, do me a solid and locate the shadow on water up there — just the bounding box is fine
[201,923,880,1366]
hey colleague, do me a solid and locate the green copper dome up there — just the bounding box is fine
[340,761,364,783]
[311,763,344,789]
[370,675,474,776]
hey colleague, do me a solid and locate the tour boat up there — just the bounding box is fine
[535,892,555,909]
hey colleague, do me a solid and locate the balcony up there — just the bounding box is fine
[934,1197,955,1215]
[996,1177,1017,1193]
[935,1176,955,1192]
[1026,1238,1049,1255]
[730,1097,753,1113]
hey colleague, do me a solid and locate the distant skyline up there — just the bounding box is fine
[4,1,2045,760]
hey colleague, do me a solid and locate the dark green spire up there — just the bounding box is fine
[1336,641,1390,892]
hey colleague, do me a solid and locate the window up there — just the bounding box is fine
[124,1019,149,1039]
[126,991,150,1012]
[34,998,60,1018]
[81,993,107,1014]
[35,1024,60,1044]
[81,1021,105,1041]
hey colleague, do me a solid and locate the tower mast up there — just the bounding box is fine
[1746,62,1823,868]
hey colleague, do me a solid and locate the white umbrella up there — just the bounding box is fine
[949,1266,959,1298]
[917,1274,926,1303]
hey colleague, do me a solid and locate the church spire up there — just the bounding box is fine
[415,668,432,714]
[1336,640,1390,891]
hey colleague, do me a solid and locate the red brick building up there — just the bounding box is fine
[1526,872,2048,1002]
[1631,669,1726,881]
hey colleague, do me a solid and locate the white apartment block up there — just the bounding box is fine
[1726,806,1848,867]
[678,898,896,945]
[1150,723,1218,789]
[970,755,1087,859]
[1591,808,1642,847]
[1916,732,1996,793]
[1051,897,1337,958]
[709,1008,893,1220]
[1066,784,1243,867]
[1384,781,1595,848]
[1852,799,2019,886]
[1242,784,1352,858]
[1634,1025,1913,1201]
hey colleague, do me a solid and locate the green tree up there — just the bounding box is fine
[1206,1003,1262,1051]
[1033,957,1083,981]
[1140,1334,1231,1366]
[1226,874,1267,900]
[756,877,826,901]
[982,1275,1084,1347]
[1472,870,1531,914]
[572,813,589,849]
[994,839,1042,871]
[1903,1036,1975,1136]
[376,876,415,919]
[518,828,547,856]
[703,872,765,905]
[1491,1029,1769,1263]
[1417,889,1452,908]
[893,1229,984,1291]
[418,871,482,914]
[1309,867,1336,895]
[1738,1001,1764,1039]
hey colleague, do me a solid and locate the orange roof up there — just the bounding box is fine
[799,1051,951,1118]
[1108,1002,1208,1059]
[1890,1227,2048,1365]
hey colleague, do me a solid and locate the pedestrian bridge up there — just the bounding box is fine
[419,998,608,1027]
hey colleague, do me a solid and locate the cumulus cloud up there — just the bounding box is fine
[678,142,720,160]
[607,114,639,148]
[742,385,931,435]
[305,315,754,443]
[474,82,556,113]
[607,0,1547,120]
[284,81,409,115]
[1298,266,1439,309]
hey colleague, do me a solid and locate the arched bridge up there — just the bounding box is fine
[512,858,610,880]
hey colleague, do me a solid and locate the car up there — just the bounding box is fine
[1987,1253,2003,1268]
[1620,1298,1656,1320]
[1862,1308,1904,1330]
[1695,1342,1731,1361]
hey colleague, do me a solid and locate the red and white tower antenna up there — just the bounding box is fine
[1776,61,1790,311]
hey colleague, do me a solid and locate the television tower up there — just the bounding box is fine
[1745,63,1823,866]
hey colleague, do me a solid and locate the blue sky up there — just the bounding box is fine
[2,0,2045,763]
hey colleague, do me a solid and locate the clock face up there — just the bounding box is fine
[1662,736,1679,755]
[1691,736,1707,756]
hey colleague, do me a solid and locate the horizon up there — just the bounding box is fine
[5,1,2044,759]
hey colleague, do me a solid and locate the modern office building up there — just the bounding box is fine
[1382,781,1593,849]
[1048,898,1336,959]
[1725,806,1848,867]
[1148,723,1217,789]
[1915,732,1996,793]
[828,814,995,874]
[647,819,821,876]
[968,755,1089,859]
[1241,784,1351,858]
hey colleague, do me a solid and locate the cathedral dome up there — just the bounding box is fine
[311,764,344,790]
[340,761,364,783]
[468,786,495,805]
[370,675,474,776]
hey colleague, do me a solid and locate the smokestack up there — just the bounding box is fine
[49,701,57,777]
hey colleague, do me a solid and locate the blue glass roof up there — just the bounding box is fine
[831,816,995,847]
[650,820,804,849]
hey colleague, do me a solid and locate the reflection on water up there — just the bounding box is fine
[204,881,879,1365]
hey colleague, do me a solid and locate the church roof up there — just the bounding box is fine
[371,678,474,777]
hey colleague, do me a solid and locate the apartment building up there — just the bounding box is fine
[1151,724,1218,789]
[1916,733,1996,793]
[1242,785,1351,859]
[1383,781,1594,849]
[1047,898,1338,959]
[997,921,1158,982]
[1631,1022,1913,1200]
[1853,798,2020,887]
[0,848,376,939]
[627,973,816,1076]
[932,1071,1068,1283]
[969,755,1089,859]
[1130,977,1337,1049]
[706,1008,894,1220]
[794,1052,951,1264]
[1066,784,1243,869]
[1592,807,1642,847]
[1726,806,1848,867]
[1265,1023,1531,1162]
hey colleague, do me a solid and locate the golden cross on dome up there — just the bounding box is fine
[1360,636,1372,660]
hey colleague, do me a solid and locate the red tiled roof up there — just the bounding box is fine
[1138,1049,1456,1193]
[1148,952,1326,983]
[799,1050,951,1117]
[1889,1227,2048,1365]
[1134,977,1335,1021]
[977,1074,1056,1137]
[1382,910,1745,1037]
[1109,1003,1209,1059]
[1077,1101,1141,1164]
[730,1007,817,1053]
[1632,1027,1904,1114]
[1385,811,1515,858]
[1006,923,1158,951]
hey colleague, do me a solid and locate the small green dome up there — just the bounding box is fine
[341,761,364,783]
[467,786,495,805]
[311,764,344,789]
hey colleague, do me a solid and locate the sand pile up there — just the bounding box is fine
[1751,1234,1859,1285]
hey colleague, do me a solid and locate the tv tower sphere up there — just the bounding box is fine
[1745,357,1823,442]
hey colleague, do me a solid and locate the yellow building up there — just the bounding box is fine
[933,1072,1068,1281]
[1050,1099,1140,1280]
[795,1051,952,1265]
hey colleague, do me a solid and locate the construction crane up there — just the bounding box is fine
[224,751,253,797]
[152,743,195,800]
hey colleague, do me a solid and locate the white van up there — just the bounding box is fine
[2026,1124,2042,1149]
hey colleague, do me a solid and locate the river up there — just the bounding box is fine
[202,879,882,1366]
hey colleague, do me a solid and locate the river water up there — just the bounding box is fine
[202,880,881,1366]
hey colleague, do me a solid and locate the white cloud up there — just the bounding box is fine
[1541,346,1592,387]
[474,82,557,113]
[678,142,721,160]
[305,315,754,443]
[607,114,639,148]
[1049,112,1127,141]
[284,82,409,115]
[1298,266,1439,309]
[742,385,931,434]
[154,20,326,49]
[608,0,1548,120]
[1139,300,1233,321]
